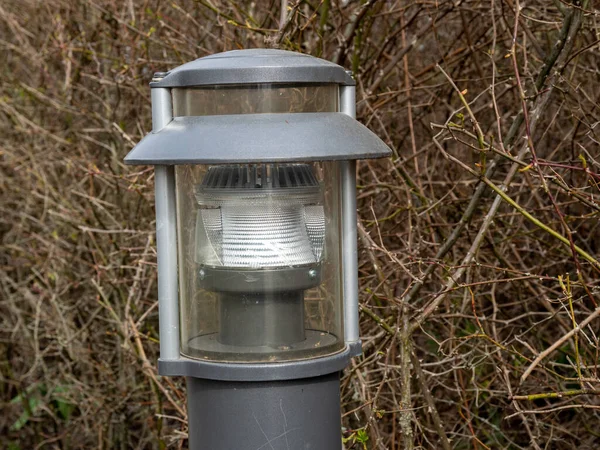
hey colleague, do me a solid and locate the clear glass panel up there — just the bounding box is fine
[172,84,338,116]
[176,162,344,362]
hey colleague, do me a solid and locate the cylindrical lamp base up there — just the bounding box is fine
[186,372,342,450]
[218,291,305,347]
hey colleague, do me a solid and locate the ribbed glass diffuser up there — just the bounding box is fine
[195,164,325,269]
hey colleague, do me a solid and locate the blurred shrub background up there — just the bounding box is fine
[1,0,599,448]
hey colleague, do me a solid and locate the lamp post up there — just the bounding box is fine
[125,49,391,450]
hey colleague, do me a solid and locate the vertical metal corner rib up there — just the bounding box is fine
[340,85,361,347]
[152,88,180,361]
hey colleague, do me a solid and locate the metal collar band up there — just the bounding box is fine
[157,344,361,382]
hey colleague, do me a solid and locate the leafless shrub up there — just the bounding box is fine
[1,1,598,449]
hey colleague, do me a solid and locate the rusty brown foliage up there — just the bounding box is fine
[1,0,599,449]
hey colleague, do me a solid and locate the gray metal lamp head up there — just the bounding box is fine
[124,49,391,379]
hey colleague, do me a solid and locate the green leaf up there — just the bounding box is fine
[55,399,75,421]
[10,393,42,431]
[51,385,76,421]
[356,428,369,443]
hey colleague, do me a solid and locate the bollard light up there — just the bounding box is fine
[125,49,391,450]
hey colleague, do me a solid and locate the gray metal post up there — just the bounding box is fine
[122,50,394,450]
[340,85,360,348]
[187,373,342,450]
[152,87,180,361]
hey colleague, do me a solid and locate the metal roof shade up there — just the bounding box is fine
[150,49,355,88]
[125,49,392,165]
[124,112,392,165]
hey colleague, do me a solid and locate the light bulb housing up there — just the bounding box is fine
[175,162,342,362]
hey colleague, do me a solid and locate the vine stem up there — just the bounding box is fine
[521,307,600,382]
[442,150,600,269]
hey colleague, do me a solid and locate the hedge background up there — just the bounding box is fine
[1,1,599,449]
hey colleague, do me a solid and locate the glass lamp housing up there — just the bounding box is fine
[174,84,344,363]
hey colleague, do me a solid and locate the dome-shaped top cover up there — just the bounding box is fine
[150,49,355,88]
